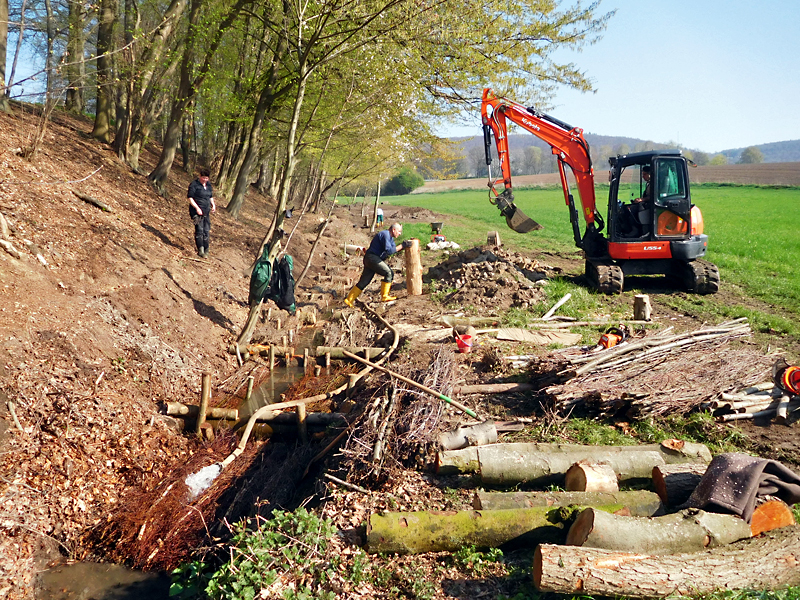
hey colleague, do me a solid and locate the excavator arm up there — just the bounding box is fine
[481,88,603,253]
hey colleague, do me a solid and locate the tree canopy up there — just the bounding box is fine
[4,0,613,220]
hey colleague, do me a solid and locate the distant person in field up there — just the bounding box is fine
[188,168,216,258]
[344,222,411,306]
[376,206,384,227]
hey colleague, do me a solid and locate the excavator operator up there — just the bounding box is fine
[619,165,653,238]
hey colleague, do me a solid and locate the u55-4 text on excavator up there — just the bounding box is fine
[481,88,719,294]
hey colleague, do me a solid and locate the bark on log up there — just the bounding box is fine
[472,490,663,516]
[71,189,113,212]
[165,402,238,420]
[533,525,800,598]
[366,503,632,555]
[651,463,706,507]
[566,507,752,554]
[315,346,385,359]
[565,462,619,493]
[438,421,497,450]
[452,383,536,395]
[436,440,712,485]
[404,239,423,295]
[0,239,21,259]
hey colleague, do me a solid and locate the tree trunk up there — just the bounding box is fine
[65,0,86,114]
[472,490,662,516]
[566,507,752,554]
[0,0,9,113]
[436,440,712,483]
[225,44,286,218]
[651,463,706,507]
[149,0,249,188]
[91,0,117,143]
[367,504,629,555]
[533,525,800,598]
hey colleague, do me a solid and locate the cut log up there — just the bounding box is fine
[366,503,634,555]
[651,463,706,507]
[314,346,385,359]
[564,462,619,493]
[453,383,536,395]
[404,239,423,295]
[164,402,238,421]
[566,507,752,554]
[71,189,113,212]
[472,490,663,516]
[437,440,712,485]
[533,525,800,598]
[750,497,796,536]
[633,294,652,321]
[438,421,497,451]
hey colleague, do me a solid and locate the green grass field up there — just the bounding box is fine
[384,183,800,324]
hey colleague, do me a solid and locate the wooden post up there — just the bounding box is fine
[245,376,254,404]
[288,329,294,345]
[303,348,310,373]
[325,352,331,369]
[314,365,322,377]
[296,404,308,444]
[282,335,287,347]
[267,307,272,321]
[404,239,423,296]
[196,372,211,435]
[634,294,652,321]
[347,374,359,398]
[268,345,275,370]
[276,318,282,330]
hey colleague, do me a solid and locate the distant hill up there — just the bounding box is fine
[449,134,800,170]
[721,140,800,164]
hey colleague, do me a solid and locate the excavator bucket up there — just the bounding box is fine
[505,205,543,233]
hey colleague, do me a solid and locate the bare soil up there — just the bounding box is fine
[0,106,798,600]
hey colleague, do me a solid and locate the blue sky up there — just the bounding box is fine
[441,0,800,153]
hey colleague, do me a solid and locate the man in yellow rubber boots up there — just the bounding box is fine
[344,222,412,306]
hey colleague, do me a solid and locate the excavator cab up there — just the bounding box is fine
[608,151,693,243]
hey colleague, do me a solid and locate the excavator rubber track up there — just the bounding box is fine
[585,260,624,294]
[677,259,720,295]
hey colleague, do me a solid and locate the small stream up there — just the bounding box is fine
[37,335,319,599]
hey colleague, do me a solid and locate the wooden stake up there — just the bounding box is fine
[347,374,359,398]
[268,345,275,370]
[325,352,331,369]
[296,404,308,444]
[404,239,423,295]
[196,372,211,435]
[289,329,294,344]
[245,376,254,404]
[303,348,310,372]
[314,365,322,377]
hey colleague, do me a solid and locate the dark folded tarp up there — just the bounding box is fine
[680,452,800,522]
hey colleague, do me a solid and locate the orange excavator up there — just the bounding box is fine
[481,88,719,294]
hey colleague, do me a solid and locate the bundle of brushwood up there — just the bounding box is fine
[545,318,773,418]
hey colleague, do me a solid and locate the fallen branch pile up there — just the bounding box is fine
[545,318,773,417]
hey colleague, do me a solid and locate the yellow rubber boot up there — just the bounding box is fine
[344,286,362,307]
[380,281,397,302]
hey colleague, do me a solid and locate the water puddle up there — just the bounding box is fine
[36,561,171,599]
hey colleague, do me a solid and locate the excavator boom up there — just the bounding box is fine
[481,88,599,243]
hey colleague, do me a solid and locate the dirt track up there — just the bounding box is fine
[0,106,798,600]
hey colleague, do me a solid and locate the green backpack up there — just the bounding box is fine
[248,245,273,306]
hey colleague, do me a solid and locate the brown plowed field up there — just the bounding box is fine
[415,162,800,193]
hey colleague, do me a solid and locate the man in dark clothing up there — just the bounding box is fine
[344,222,411,306]
[188,168,216,257]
